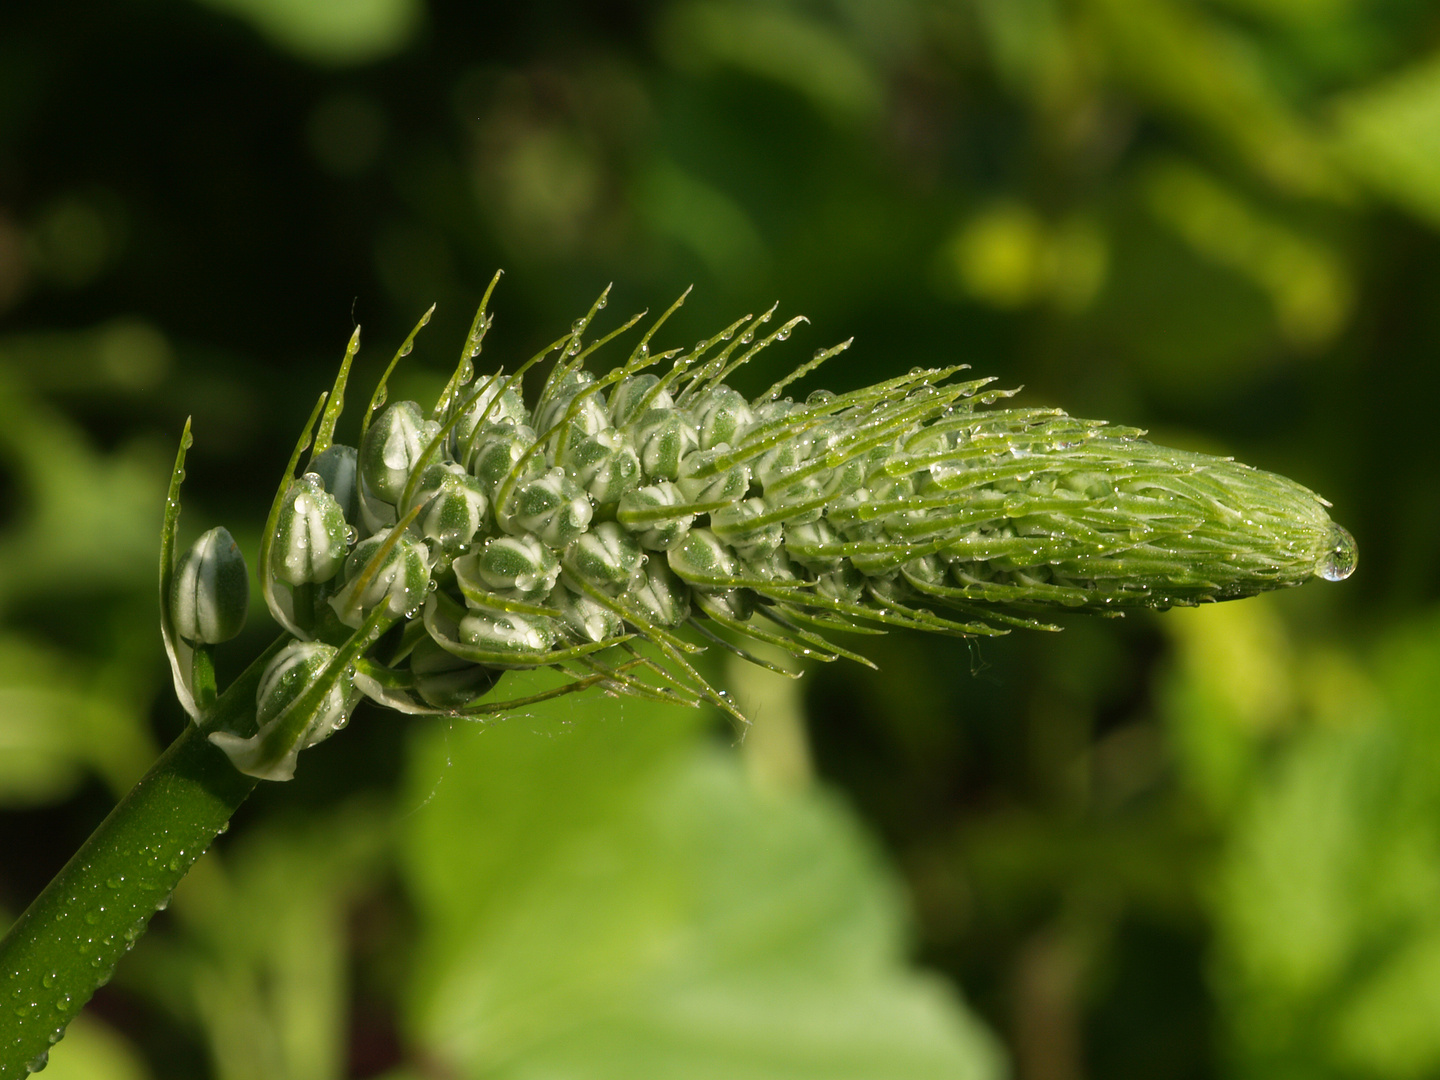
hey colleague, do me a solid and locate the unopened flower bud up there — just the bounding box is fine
[562,522,643,594]
[170,526,249,644]
[498,467,593,547]
[624,560,689,626]
[458,534,560,599]
[254,640,348,737]
[309,444,360,524]
[458,608,557,657]
[360,400,435,506]
[409,463,489,557]
[687,386,754,450]
[710,497,782,558]
[560,429,641,505]
[609,373,672,426]
[467,421,544,493]
[632,408,697,480]
[330,534,431,627]
[550,584,625,642]
[617,481,694,551]
[533,370,611,439]
[273,473,350,586]
[409,636,499,709]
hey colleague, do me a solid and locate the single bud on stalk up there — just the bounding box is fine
[170,526,249,644]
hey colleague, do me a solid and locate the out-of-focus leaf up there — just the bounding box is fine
[187,0,421,65]
[1142,157,1352,348]
[0,375,167,611]
[116,805,392,1080]
[37,1014,151,1080]
[1167,603,1440,1077]
[657,1,883,123]
[940,201,1108,313]
[401,670,1003,1079]
[636,158,770,288]
[1087,0,1349,200]
[0,635,156,804]
[1332,52,1440,228]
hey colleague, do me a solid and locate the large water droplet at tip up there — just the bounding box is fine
[1316,523,1358,582]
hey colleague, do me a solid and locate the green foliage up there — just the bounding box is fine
[401,670,1002,1079]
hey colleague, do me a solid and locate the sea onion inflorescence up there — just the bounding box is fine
[1,277,1357,1077]
[172,275,1356,781]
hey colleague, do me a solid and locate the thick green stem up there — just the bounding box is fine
[0,637,286,1079]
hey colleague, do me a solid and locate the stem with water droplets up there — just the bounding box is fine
[0,636,286,1079]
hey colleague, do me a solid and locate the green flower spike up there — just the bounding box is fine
[214,277,1357,776]
[0,280,1359,1080]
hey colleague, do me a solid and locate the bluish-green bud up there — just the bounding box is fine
[460,534,561,598]
[170,526,249,644]
[330,534,432,627]
[273,473,350,586]
[617,481,693,551]
[360,400,435,506]
[310,444,360,524]
[498,467,593,547]
[409,462,489,557]
[562,521,643,594]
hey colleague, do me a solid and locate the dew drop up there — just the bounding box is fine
[399,342,414,357]
[25,1050,47,1073]
[458,359,475,384]
[572,319,587,334]
[1316,524,1358,582]
[375,386,389,408]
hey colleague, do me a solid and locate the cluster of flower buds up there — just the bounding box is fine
[163,279,1356,780]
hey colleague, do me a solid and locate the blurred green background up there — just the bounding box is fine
[2,0,1437,1077]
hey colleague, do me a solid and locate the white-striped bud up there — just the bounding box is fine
[562,521,643,594]
[170,526,249,644]
[617,481,693,551]
[330,534,432,627]
[410,463,489,557]
[273,473,350,586]
[360,400,436,506]
[498,467,593,547]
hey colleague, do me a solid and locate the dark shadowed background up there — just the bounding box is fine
[3,1,1439,1078]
